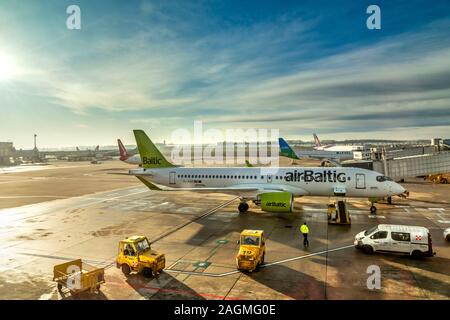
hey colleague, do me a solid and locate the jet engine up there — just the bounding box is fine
[258,192,294,213]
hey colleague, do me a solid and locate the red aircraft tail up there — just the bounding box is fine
[117,139,129,160]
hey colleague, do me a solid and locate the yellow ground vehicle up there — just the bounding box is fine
[53,259,105,295]
[236,230,266,272]
[116,235,165,278]
[327,200,351,225]
[427,174,449,184]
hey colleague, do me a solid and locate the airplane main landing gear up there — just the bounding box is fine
[370,205,377,215]
[238,202,249,213]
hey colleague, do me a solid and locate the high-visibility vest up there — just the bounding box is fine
[300,225,309,234]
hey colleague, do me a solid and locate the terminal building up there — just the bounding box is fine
[0,142,15,166]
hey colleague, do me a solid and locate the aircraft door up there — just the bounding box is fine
[169,172,176,185]
[355,173,366,189]
[267,175,272,183]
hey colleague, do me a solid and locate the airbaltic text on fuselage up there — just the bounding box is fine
[142,156,162,165]
[267,202,287,207]
[285,170,347,183]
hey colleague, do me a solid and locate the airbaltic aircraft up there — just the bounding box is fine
[129,130,405,214]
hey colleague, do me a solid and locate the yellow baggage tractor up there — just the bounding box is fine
[236,230,266,272]
[116,235,165,277]
[53,259,105,295]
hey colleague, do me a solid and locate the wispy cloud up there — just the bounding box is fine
[0,1,449,147]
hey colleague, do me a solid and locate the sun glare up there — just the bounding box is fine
[0,53,19,81]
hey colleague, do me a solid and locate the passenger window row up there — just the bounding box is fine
[176,174,285,180]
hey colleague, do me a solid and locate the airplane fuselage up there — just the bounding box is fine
[130,166,404,199]
[123,154,141,165]
[296,150,354,160]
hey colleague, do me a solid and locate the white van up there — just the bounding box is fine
[444,227,450,241]
[354,224,434,257]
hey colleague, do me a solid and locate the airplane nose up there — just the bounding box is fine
[392,183,405,195]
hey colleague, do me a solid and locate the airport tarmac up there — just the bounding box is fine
[0,160,449,300]
[0,161,138,209]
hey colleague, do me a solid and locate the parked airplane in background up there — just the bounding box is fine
[128,130,405,214]
[75,145,99,153]
[68,145,101,161]
[118,139,141,165]
[279,138,354,162]
[313,133,364,152]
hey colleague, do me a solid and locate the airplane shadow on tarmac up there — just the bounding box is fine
[181,205,309,249]
[124,272,206,300]
[59,289,109,300]
[248,264,329,300]
[58,273,206,300]
[309,251,450,299]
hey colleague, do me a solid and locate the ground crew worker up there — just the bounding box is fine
[300,222,309,247]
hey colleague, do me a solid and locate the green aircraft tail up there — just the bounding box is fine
[133,129,175,168]
[278,138,300,160]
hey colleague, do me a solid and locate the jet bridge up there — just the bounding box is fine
[342,151,450,182]
[382,152,450,181]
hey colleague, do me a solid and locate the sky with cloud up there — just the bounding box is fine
[0,0,449,148]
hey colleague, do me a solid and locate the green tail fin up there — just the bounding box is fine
[133,129,175,168]
[278,138,299,160]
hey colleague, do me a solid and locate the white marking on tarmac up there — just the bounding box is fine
[165,244,354,277]
[0,196,68,199]
[437,220,450,224]
[0,187,149,224]
[100,189,148,202]
[262,244,355,267]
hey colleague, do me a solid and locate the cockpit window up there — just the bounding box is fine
[376,176,393,182]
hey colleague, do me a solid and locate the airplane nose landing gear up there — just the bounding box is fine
[368,197,379,215]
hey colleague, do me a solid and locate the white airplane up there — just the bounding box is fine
[128,130,406,214]
[313,133,364,152]
[280,137,354,162]
[118,139,141,165]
